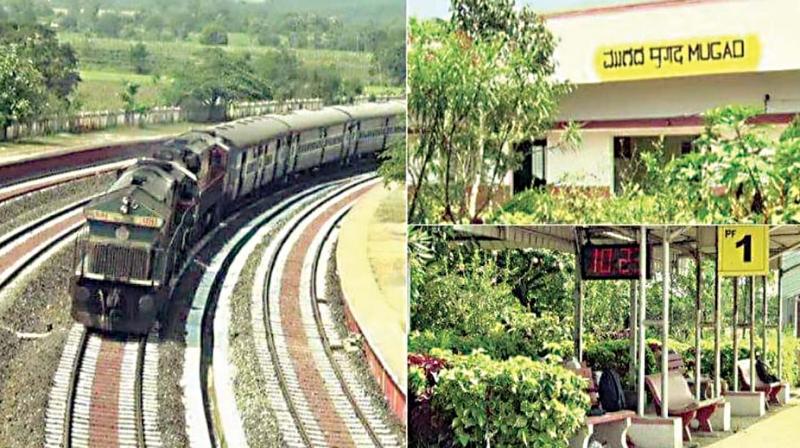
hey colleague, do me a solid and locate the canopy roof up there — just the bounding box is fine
[453,225,800,269]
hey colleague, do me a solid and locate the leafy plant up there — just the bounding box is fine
[493,107,800,224]
[378,140,407,186]
[431,351,589,447]
[0,46,47,139]
[408,0,572,223]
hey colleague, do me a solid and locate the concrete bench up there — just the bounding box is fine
[645,371,723,441]
[737,359,787,407]
[567,366,634,448]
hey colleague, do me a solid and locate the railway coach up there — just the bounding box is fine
[70,100,405,334]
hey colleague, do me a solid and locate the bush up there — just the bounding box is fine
[409,311,573,362]
[585,334,800,392]
[199,23,229,45]
[492,107,800,224]
[411,261,518,336]
[408,353,453,447]
[431,351,589,447]
[678,334,800,388]
[584,339,656,389]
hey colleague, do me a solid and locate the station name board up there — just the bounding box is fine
[580,243,652,280]
[594,34,761,81]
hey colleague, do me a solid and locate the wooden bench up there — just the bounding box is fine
[737,359,784,407]
[568,366,635,448]
[645,371,723,441]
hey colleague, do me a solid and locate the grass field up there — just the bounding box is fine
[59,32,378,84]
[76,70,165,110]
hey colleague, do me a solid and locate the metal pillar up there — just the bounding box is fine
[749,276,756,393]
[630,280,638,384]
[778,269,784,378]
[637,226,648,417]
[694,248,702,400]
[574,230,584,362]
[762,276,768,362]
[732,277,739,392]
[714,231,722,398]
[661,227,670,418]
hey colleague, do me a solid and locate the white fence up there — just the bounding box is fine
[352,94,406,105]
[2,98,324,141]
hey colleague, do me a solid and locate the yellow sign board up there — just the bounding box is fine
[718,226,769,277]
[594,34,761,82]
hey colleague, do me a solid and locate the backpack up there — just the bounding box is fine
[756,358,780,383]
[599,369,626,412]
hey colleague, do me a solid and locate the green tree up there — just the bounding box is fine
[0,47,47,140]
[378,140,406,186]
[0,23,81,106]
[374,38,405,85]
[94,12,123,38]
[408,0,574,223]
[666,106,799,223]
[119,82,151,126]
[254,49,303,100]
[165,48,271,107]
[199,23,229,45]
[129,42,151,75]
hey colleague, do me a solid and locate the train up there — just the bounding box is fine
[69,101,405,334]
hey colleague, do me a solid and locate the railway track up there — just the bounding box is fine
[0,198,90,292]
[0,160,131,205]
[180,172,400,447]
[252,175,400,448]
[44,326,161,448]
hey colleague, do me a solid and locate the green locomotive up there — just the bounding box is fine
[70,101,405,334]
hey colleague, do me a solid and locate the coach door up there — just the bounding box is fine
[339,123,350,164]
[382,117,390,150]
[236,151,247,199]
[273,137,286,180]
[289,134,300,174]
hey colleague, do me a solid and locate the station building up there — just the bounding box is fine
[511,0,800,195]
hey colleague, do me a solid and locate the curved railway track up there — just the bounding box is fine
[1,161,396,448]
[0,198,90,292]
[0,160,131,206]
[181,172,401,447]
[44,326,161,448]
[252,175,400,448]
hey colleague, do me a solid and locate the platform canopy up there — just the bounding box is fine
[453,225,800,266]
[450,224,800,422]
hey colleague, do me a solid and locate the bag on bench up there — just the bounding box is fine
[756,357,780,383]
[599,369,626,412]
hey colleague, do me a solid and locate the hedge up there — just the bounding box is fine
[410,311,574,362]
[584,334,800,392]
[430,351,589,448]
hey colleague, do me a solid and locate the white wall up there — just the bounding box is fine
[557,69,800,121]
[547,0,800,84]
[546,131,613,188]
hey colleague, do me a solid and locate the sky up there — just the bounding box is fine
[407,0,655,18]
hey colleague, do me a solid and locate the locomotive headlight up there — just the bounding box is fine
[139,295,155,314]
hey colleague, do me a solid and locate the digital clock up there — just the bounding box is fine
[580,243,652,280]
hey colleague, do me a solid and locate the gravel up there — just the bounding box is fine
[228,217,290,448]
[326,240,407,444]
[157,163,379,447]
[0,247,75,448]
[0,173,115,237]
